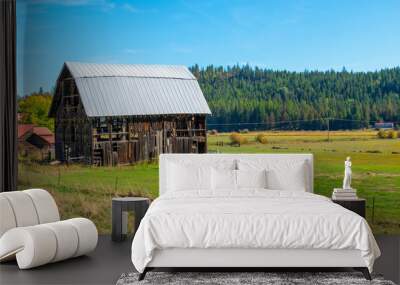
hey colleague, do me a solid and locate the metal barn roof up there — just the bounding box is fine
[65,62,196,80]
[50,62,211,117]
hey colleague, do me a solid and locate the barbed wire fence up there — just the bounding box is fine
[208,117,400,128]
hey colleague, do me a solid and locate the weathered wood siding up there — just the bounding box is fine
[91,115,207,166]
[54,74,92,163]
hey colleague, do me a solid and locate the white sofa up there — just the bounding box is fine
[0,189,98,269]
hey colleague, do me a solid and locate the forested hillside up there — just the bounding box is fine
[191,65,400,131]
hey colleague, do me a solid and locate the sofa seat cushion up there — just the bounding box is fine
[0,218,97,269]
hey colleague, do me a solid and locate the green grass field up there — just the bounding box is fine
[18,130,400,234]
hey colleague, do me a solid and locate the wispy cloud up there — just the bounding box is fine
[30,0,105,6]
[121,3,158,14]
[122,3,138,13]
[29,1,157,13]
[172,47,192,54]
[123,48,143,54]
[30,0,116,11]
[84,54,119,64]
[169,43,193,54]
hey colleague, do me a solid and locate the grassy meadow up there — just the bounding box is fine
[18,130,400,234]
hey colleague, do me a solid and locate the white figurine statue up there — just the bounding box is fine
[342,156,352,190]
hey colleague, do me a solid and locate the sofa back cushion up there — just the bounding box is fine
[0,196,17,237]
[0,189,60,238]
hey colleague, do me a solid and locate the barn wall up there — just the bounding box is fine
[18,140,54,161]
[91,115,207,166]
[54,76,92,163]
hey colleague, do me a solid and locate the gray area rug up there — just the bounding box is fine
[116,272,396,285]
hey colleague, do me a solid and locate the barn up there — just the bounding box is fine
[49,62,211,166]
[18,124,55,160]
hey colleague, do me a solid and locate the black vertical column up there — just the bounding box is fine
[0,0,17,192]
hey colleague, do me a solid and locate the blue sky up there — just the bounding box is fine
[17,0,400,95]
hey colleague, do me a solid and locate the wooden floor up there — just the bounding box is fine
[0,235,399,285]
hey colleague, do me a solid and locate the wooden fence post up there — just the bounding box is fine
[372,196,375,224]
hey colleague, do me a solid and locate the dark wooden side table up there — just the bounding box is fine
[332,198,366,218]
[112,197,150,242]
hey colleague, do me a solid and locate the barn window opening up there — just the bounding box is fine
[95,117,109,140]
[71,126,76,142]
[112,142,119,152]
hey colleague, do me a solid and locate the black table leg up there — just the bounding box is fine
[112,201,123,241]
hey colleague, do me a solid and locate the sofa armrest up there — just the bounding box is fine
[0,226,57,268]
